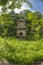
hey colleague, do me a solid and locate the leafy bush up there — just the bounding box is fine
[0,14,16,37]
[0,37,43,65]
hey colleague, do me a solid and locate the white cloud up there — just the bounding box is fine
[14,8,21,13]
[0,6,2,12]
[14,2,30,13]
[0,1,35,14]
[21,2,30,11]
[30,10,35,12]
[0,6,2,15]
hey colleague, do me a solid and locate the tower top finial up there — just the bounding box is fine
[19,18,25,22]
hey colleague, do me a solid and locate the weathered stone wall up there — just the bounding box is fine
[17,29,26,37]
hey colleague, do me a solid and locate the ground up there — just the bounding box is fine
[0,36,43,65]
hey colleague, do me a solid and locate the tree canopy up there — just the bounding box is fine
[0,0,32,14]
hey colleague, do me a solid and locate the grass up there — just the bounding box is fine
[0,36,43,65]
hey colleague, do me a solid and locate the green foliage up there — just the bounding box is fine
[0,0,9,5]
[0,1,43,64]
[40,18,43,26]
[0,0,32,14]
[0,37,43,65]
[0,11,43,38]
[0,14,16,36]
[34,11,42,19]
[31,20,40,32]
[0,11,43,64]
[26,11,43,38]
[27,12,38,21]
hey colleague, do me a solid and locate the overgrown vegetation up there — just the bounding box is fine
[0,11,43,39]
[0,0,43,65]
[0,36,43,65]
[0,11,43,65]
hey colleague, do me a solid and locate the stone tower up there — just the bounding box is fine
[16,19,26,38]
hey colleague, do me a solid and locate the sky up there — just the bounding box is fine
[29,0,43,13]
[14,2,30,13]
[0,0,43,14]
[14,0,43,13]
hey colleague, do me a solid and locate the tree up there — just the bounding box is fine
[34,11,42,19]
[27,12,38,22]
[0,0,32,14]
[0,14,15,36]
[39,18,43,34]
[20,10,31,20]
[0,0,9,13]
[31,20,40,32]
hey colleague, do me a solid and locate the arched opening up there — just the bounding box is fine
[20,32,23,36]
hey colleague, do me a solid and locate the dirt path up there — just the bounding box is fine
[0,60,13,65]
[0,60,43,65]
[40,62,43,65]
